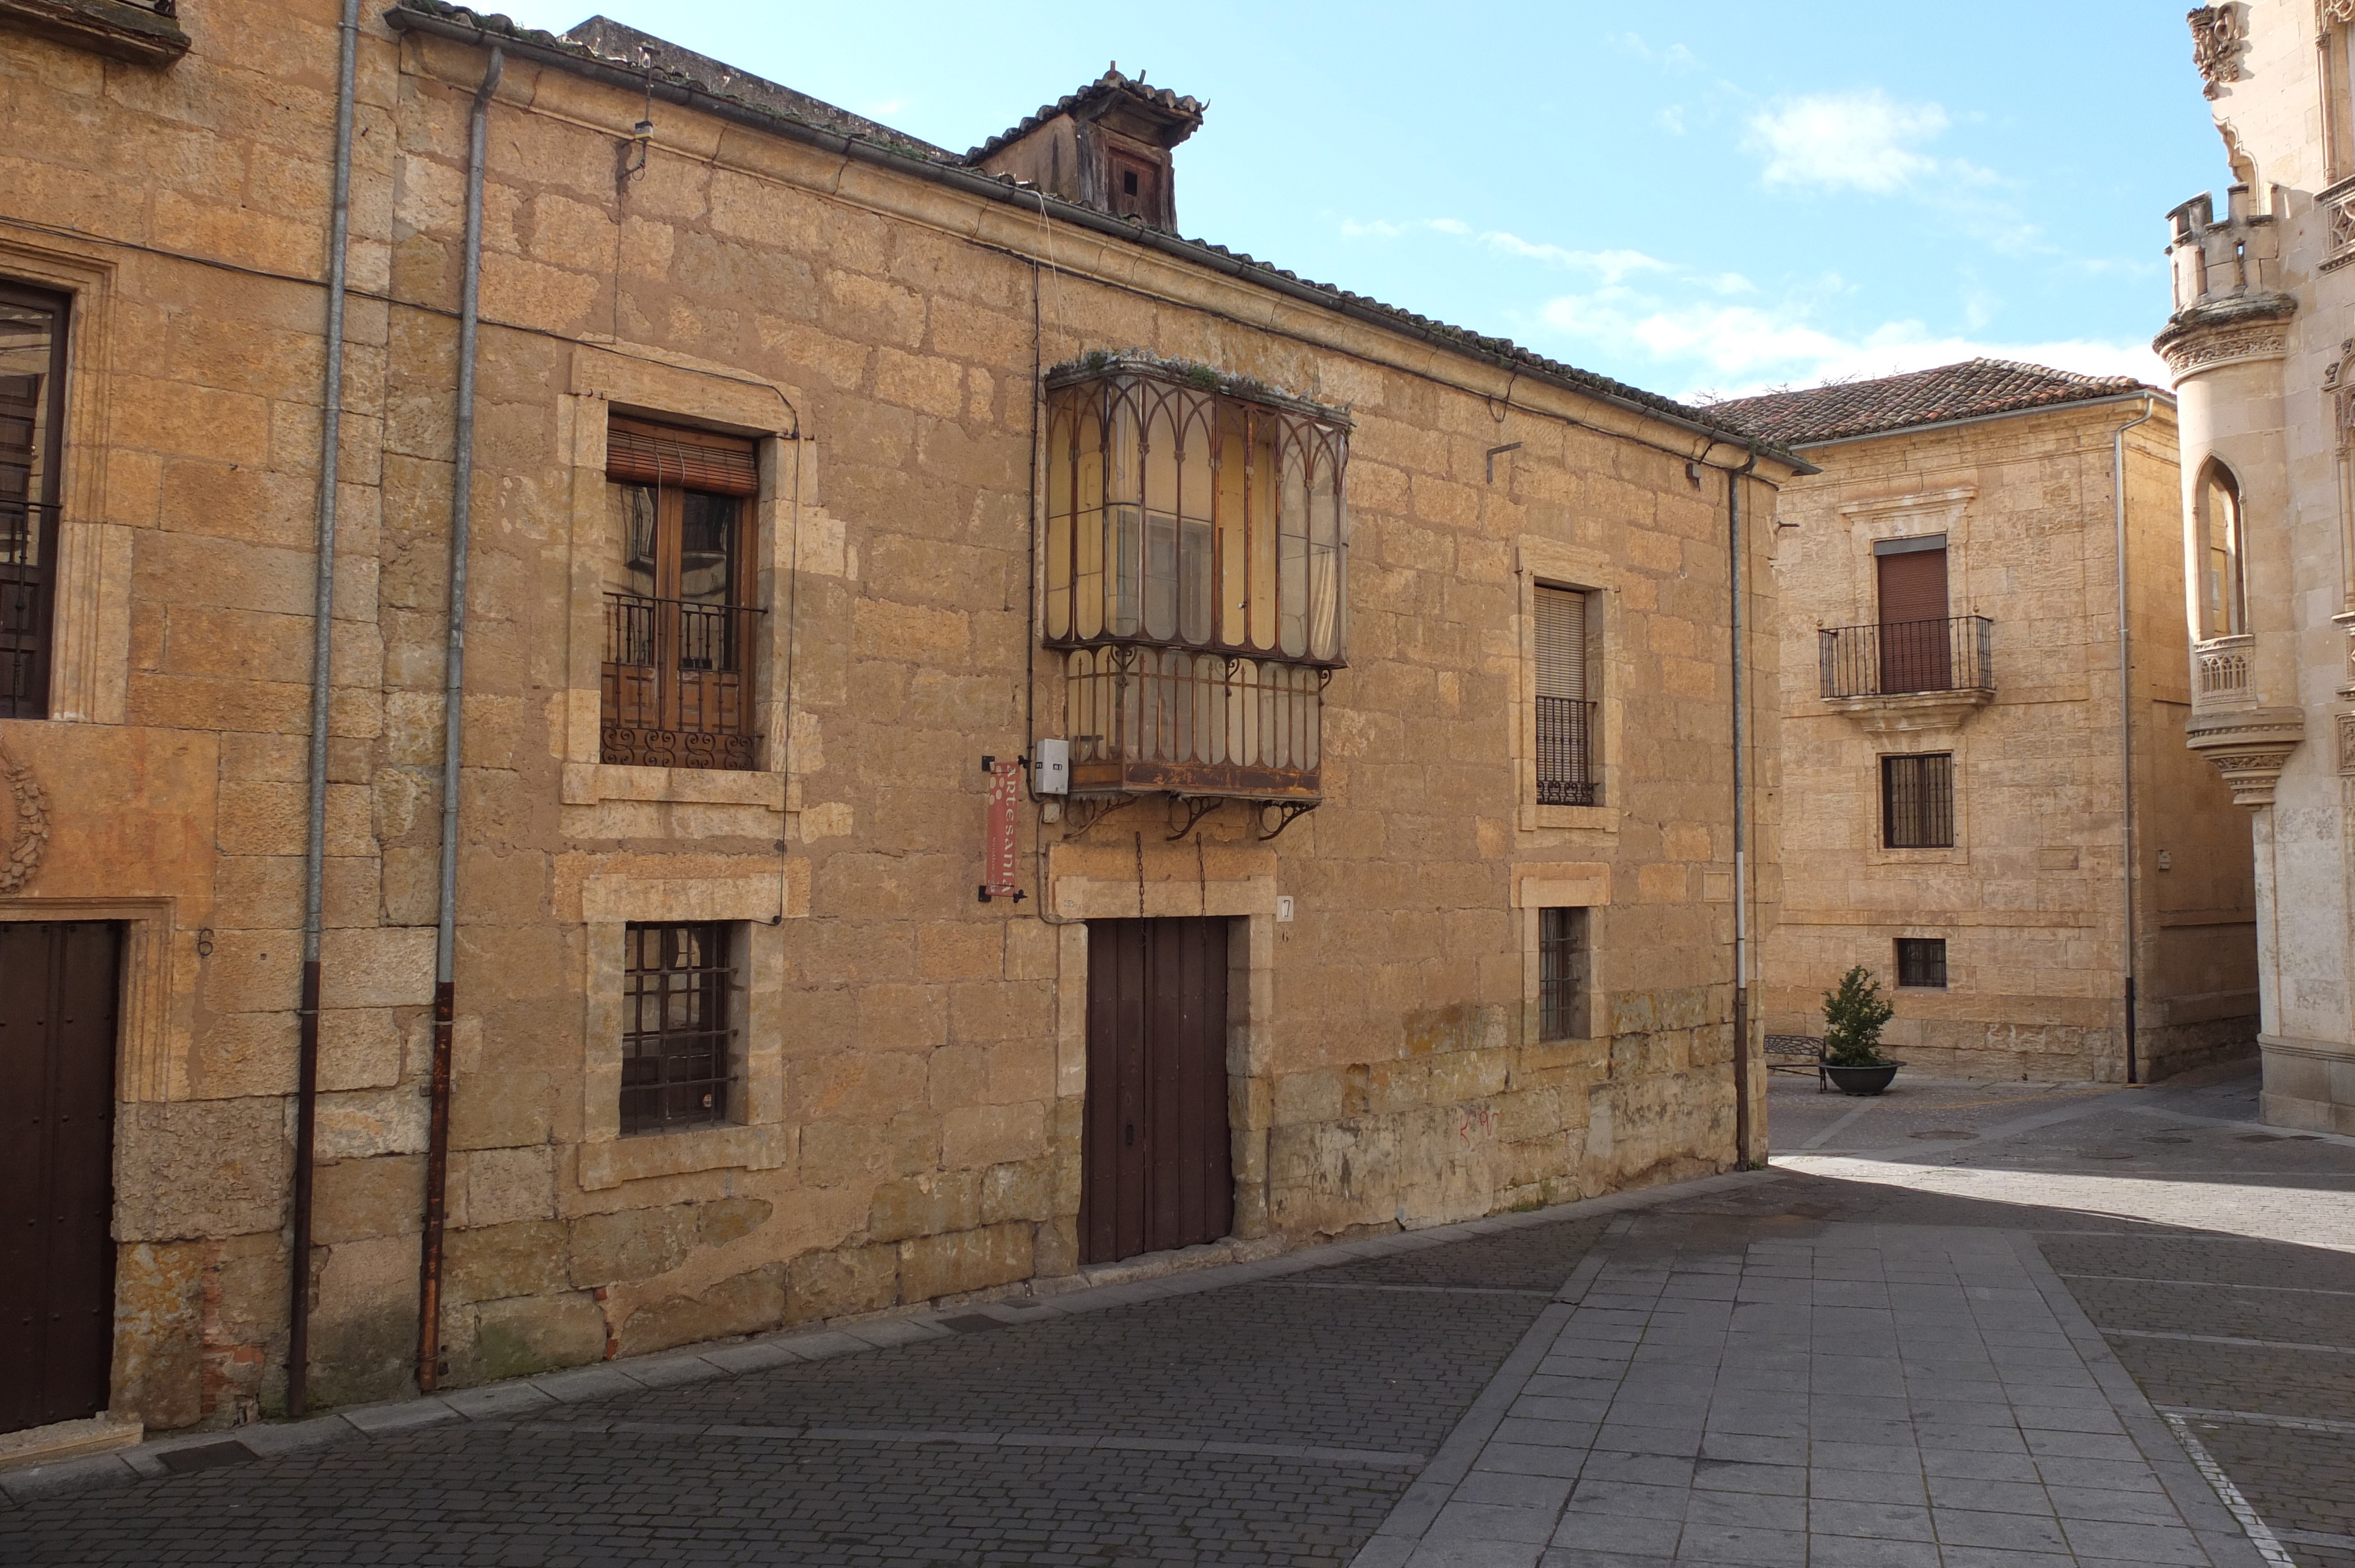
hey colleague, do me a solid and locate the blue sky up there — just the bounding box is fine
[485,2,2225,404]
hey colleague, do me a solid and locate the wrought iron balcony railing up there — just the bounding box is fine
[1063,645,1323,799]
[1819,615,1994,700]
[601,591,762,770]
[1536,696,1597,806]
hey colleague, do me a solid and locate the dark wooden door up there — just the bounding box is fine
[1877,546,1950,693]
[0,922,120,1433]
[1080,918,1231,1264]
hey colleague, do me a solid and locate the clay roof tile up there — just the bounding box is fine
[1709,359,2153,446]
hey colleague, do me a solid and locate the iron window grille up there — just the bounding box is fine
[1882,753,1955,849]
[601,417,762,770]
[1539,906,1587,1042]
[0,284,68,720]
[621,922,735,1134]
[1896,937,1948,990]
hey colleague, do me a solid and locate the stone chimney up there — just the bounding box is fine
[967,66,1204,231]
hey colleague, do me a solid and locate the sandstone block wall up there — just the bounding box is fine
[1760,400,2258,1081]
[0,0,1789,1431]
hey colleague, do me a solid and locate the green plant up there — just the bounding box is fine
[1821,965,1895,1067]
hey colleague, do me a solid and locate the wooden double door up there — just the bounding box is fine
[1,922,120,1433]
[1079,918,1233,1264]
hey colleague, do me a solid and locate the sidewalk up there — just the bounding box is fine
[1356,1218,2260,1567]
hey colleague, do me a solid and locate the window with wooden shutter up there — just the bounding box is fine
[1874,536,1951,694]
[0,283,67,721]
[601,417,762,770]
[1535,584,1594,806]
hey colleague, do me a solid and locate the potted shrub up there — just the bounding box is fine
[1820,965,1901,1095]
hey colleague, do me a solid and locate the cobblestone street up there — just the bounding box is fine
[3,1064,2347,1567]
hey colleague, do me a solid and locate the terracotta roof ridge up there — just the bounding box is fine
[963,64,1207,165]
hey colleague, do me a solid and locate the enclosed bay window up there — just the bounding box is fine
[0,283,67,721]
[1043,357,1347,800]
[601,417,761,770]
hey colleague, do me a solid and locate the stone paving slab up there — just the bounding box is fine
[1357,1217,2270,1568]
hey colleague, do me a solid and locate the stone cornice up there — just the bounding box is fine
[0,0,186,67]
[2184,705,2306,806]
[1820,689,1994,735]
[2153,293,2297,381]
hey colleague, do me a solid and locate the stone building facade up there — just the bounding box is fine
[2162,1,2355,1132]
[1724,363,2259,1082]
[0,0,1799,1442]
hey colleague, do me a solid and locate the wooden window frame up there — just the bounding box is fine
[601,416,762,771]
[619,921,739,1136]
[1895,936,1948,991]
[0,278,68,722]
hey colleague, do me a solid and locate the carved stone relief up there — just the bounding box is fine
[2160,323,2290,377]
[0,741,49,895]
[2191,5,2248,98]
[2340,712,2355,774]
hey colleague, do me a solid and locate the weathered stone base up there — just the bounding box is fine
[2138,1015,2261,1084]
[0,1413,141,1473]
[2258,1034,2355,1134]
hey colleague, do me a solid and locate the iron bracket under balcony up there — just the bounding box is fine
[1817,615,1995,734]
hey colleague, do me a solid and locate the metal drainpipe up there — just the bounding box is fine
[417,46,504,1394]
[2114,397,2156,1086]
[289,0,361,1420]
[1729,453,1759,1167]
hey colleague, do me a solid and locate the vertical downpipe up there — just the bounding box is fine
[2114,397,2155,1085]
[418,46,504,1394]
[1729,455,1758,1166]
[290,0,362,1420]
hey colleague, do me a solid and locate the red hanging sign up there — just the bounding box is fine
[979,756,1023,903]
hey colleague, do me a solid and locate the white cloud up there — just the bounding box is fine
[1328,212,2167,401]
[1657,105,1686,135]
[1608,32,1697,72]
[1338,217,1670,285]
[1747,89,1950,194]
[1535,285,2165,402]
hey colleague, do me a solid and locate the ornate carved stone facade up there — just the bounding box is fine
[0,742,47,896]
[2191,5,2250,97]
[2164,0,2355,1132]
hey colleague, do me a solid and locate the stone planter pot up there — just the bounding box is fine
[1822,1061,1901,1096]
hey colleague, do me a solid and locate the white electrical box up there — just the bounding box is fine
[1034,738,1069,795]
